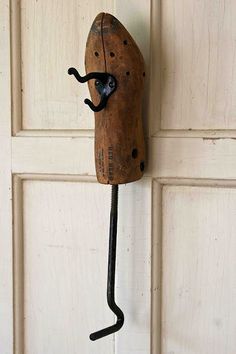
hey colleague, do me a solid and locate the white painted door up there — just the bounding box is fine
[1,1,236,354]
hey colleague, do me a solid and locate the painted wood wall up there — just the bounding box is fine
[0,0,236,353]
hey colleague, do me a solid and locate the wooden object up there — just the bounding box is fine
[85,13,145,185]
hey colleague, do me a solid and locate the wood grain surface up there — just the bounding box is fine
[85,13,145,184]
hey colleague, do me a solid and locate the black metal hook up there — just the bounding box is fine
[90,185,124,341]
[68,67,117,112]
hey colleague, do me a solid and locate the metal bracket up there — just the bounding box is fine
[68,67,117,112]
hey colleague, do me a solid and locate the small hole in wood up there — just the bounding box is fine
[123,40,128,45]
[95,51,99,57]
[110,52,115,57]
[132,148,138,159]
[140,161,145,172]
[143,72,145,77]
[126,71,130,76]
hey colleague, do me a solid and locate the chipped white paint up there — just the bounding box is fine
[149,137,236,180]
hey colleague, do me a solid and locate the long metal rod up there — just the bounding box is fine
[90,184,124,341]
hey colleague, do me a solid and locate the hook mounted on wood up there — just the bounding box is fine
[68,12,145,341]
[68,67,117,112]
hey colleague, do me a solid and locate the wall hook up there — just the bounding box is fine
[68,67,117,112]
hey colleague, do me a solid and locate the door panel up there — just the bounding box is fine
[14,0,114,131]
[11,0,150,134]
[22,180,113,354]
[160,0,236,130]
[13,178,151,354]
[162,186,236,354]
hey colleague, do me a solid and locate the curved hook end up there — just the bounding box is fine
[68,67,74,75]
[89,316,124,341]
[84,97,107,112]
